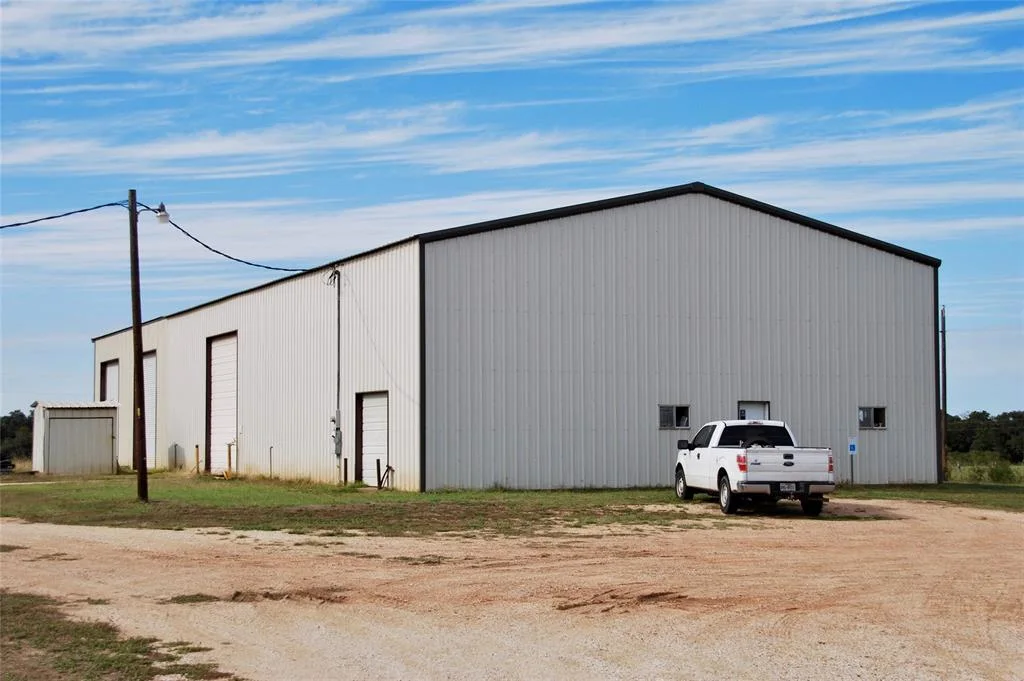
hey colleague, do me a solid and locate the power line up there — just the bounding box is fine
[160,214,309,273]
[3,199,311,273]
[0,201,127,229]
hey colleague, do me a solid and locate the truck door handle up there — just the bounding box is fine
[696,452,701,460]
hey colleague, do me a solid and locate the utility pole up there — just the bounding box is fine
[129,189,148,502]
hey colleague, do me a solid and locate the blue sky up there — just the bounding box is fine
[1,0,1022,416]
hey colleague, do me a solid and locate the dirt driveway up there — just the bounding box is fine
[2,499,1022,681]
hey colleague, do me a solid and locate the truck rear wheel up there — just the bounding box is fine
[674,468,694,500]
[718,474,738,514]
[800,498,824,517]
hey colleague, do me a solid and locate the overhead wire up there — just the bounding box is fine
[0,201,127,229]
[3,199,311,273]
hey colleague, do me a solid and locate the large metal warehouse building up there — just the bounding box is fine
[93,182,942,490]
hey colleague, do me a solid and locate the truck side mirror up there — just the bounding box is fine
[677,439,689,450]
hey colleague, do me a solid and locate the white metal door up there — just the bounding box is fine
[48,418,115,475]
[209,335,238,474]
[360,393,388,486]
[143,352,157,468]
[738,401,769,420]
[102,362,119,402]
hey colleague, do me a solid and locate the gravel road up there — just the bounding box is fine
[2,498,1021,680]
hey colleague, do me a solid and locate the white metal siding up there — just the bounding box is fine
[92,241,421,488]
[208,334,238,474]
[424,193,937,489]
[94,320,166,469]
[31,405,117,475]
[360,393,388,485]
[31,405,47,472]
[143,352,157,469]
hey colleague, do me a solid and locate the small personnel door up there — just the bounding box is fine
[687,424,717,490]
[738,401,769,420]
[358,392,388,486]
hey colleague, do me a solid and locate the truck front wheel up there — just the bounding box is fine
[718,474,738,514]
[674,468,694,500]
[800,498,824,517]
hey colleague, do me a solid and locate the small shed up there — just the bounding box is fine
[31,402,118,475]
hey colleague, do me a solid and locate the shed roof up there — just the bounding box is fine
[93,181,940,341]
[31,401,119,410]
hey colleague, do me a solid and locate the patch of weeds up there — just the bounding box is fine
[0,544,26,553]
[79,597,111,605]
[230,587,347,604]
[28,552,79,562]
[1,589,237,680]
[339,551,382,559]
[161,593,221,605]
[165,641,214,654]
[392,554,446,565]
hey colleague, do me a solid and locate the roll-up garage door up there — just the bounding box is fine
[101,361,119,402]
[143,352,157,469]
[360,393,388,486]
[208,334,238,474]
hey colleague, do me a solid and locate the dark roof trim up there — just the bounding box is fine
[418,181,941,268]
[93,181,940,342]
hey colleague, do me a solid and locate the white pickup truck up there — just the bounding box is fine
[673,420,835,516]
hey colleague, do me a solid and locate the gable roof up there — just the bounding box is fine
[93,181,939,341]
[418,181,941,268]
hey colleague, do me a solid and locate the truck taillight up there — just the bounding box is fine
[828,453,834,473]
[736,453,748,473]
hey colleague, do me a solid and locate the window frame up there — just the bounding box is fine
[658,404,691,430]
[858,406,887,430]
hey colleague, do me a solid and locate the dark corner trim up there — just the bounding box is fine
[418,239,427,493]
[933,266,943,483]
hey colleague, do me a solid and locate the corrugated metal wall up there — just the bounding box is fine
[92,241,421,488]
[94,320,166,468]
[423,193,937,489]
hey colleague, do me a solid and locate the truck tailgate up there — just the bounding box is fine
[743,447,833,482]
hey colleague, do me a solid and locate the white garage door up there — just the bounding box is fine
[48,418,115,475]
[360,393,388,486]
[143,352,157,469]
[209,334,238,474]
[102,361,119,402]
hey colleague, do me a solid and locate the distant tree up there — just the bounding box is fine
[946,409,1024,463]
[1,409,34,461]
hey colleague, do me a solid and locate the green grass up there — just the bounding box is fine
[2,474,1019,537]
[0,473,682,536]
[834,483,1023,511]
[0,590,236,681]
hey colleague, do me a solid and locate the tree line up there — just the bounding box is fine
[1,409,33,462]
[946,411,1023,464]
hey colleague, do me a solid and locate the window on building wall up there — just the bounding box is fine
[659,405,690,429]
[858,407,887,429]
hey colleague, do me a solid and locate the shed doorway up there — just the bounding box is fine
[206,333,238,474]
[356,392,388,486]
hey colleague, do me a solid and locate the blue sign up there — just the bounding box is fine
[848,437,858,455]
